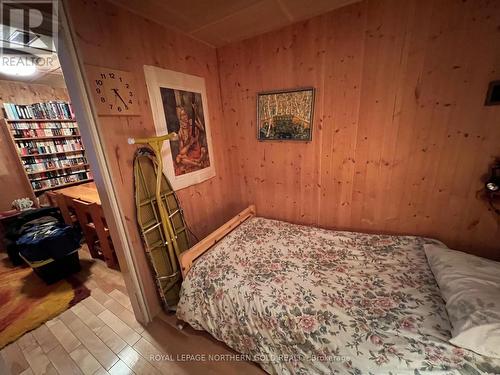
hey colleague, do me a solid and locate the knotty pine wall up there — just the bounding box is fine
[65,0,242,315]
[0,80,69,210]
[217,0,500,259]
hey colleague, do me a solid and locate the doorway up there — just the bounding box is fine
[0,0,150,330]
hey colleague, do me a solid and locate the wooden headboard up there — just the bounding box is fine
[179,205,256,278]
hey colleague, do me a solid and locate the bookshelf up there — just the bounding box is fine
[2,101,93,196]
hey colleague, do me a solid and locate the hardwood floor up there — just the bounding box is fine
[1,247,264,375]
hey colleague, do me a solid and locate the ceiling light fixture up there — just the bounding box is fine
[8,30,39,46]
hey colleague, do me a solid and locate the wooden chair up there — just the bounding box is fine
[54,192,78,226]
[45,191,57,206]
[73,199,117,268]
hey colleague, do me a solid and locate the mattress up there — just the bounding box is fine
[177,217,500,374]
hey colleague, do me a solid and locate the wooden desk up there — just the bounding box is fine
[57,182,101,205]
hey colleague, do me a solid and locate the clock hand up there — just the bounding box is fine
[112,88,129,110]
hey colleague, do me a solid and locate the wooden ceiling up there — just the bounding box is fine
[108,0,360,47]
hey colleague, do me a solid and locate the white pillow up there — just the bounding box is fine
[424,244,500,359]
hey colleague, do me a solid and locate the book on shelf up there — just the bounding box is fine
[15,139,84,156]
[22,153,87,173]
[30,166,90,181]
[31,171,93,191]
[3,101,75,120]
[10,121,79,138]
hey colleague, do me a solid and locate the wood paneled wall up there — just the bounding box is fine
[217,0,500,259]
[0,80,69,210]
[64,0,500,319]
[65,0,242,315]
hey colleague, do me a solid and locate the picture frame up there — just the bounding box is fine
[143,65,216,191]
[257,87,315,141]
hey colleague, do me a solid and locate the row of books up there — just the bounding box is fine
[10,122,78,130]
[4,101,75,120]
[23,157,88,173]
[31,171,92,191]
[30,166,90,181]
[21,152,86,165]
[12,127,79,138]
[16,139,84,156]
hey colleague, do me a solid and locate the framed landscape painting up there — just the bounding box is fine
[257,87,315,141]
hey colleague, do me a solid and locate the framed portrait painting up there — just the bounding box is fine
[257,87,315,141]
[143,66,215,190]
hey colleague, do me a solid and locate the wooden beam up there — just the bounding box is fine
[179,205,256,278]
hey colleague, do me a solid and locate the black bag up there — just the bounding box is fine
[17,221,81,262]
[5,207,65,265]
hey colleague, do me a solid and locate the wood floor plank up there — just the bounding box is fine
[103,299,144,334]
[97,311,140,347]
[1,342,30,375]
[32,325,58,354]
[108,290,133,312]
[58,308,79,326]
[60,310,118,371]
[69,346,103,375]
[22,346,51,375]
[0,352,10,375]
[70,303,127,355]
[108,360,134,375]
[83,279,100,291]
[46,320,81,353]
[132,338,183,375]
[89,288,112,307]
[81,296,106,316]
[71,304,106,332]
[45,363,58,375]
[47,345,83,375]
[92,368,109,375]
[16,333,38,353]
[94,326,127,355]
[19,368,34,375]
[44,318,59,328]
[118,346,160,375]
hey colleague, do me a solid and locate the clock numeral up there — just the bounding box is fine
[100,73,106,79]
[119,77,123,82]
[96,88,101,94]
[96,79,103,86]
[100,97,106,103]
[125,83,130,89]
[128,100,133,104]
[109,73,115,79]
[109,104,113,109]
[129,91,133,97]
[117,106,123,112]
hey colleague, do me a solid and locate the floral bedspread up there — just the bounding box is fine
[177,217,500,375]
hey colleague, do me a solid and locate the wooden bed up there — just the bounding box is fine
[176,205,500,375]
[179,205,256,278]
